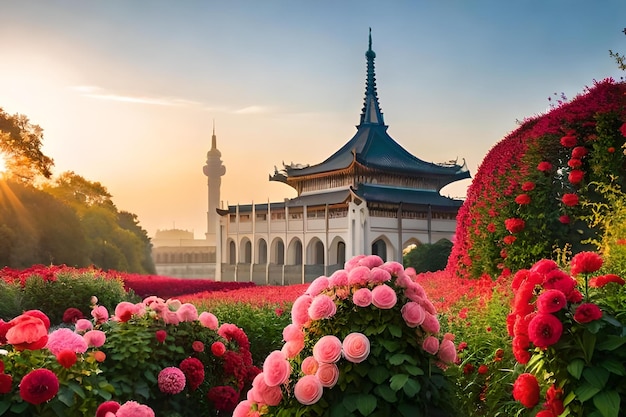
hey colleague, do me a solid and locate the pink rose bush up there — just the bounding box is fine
[508,253,626,416]
[234,255,457,416]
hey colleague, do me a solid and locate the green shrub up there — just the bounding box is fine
[0,279,24,320]
[403,239,453,273]
[20,271,129,324]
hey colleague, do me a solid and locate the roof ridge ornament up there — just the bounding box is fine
[359,28,385,127]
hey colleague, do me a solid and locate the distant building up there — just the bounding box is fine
[152,30,470,281]
[151,229,215,278]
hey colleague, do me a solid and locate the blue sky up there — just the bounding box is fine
[1,1,624,237]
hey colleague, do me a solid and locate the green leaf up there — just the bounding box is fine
[592,390,620,417]
[379,339,401,352]
[567,359,585,379]
[0,401,11,415]
[402,378,421,397]
[583,366,609,389]
[67,381,85,399]
[404,364,424,376]
[600,358,626,376]
[368,366,390,384]
[596,335,626,351]
[387,324,402,338]
[389,374,409,391]
[574,382,601,402]
[57,388,76,407]
[388,353,414,366]
[356,394,377,416]
[582,331,597,362]
[398,403,423,417]
[374,384,397,403]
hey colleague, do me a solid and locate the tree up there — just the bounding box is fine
[608,27,626,70]
[403,239,453,273]
[0,109,54,181]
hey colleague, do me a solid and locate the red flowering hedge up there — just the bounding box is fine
[449,79,626,278]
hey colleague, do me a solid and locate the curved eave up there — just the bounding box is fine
[352,184,464,210]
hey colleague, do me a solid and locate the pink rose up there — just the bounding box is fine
[232,400,253,417]
[282,324,304,343]
[404,281,426,301]
[422,335,439,355]
[328,270,349,287]
[421,313,441,333]
[262,350,291,387]
[291,295,313,326]
[293,375,323,405]
[369,267,391,284]
[306,276,330,296]
[371,284,397,309]
[316,363,339,388]
[352,288,372,307]
[114,302,140,322]
[91,306,109,324]
[83,330,106,348]
[198,312,219,330]
[282,339,304,359]
[437,338,457,363]
[176,303,198,322]
[381,261,404,276]
[348,266,371,286]
[313,335,342,363]
[6,314,48,351]
[250,373,283,406]
[308,295,337,320]
[401,302,426,327]
[301,356,319,375]
[74,318,93,333]
[342,332,370,363]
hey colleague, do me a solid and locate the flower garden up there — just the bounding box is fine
[1,79,626,416]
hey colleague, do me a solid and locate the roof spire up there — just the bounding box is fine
[359,27,385,127]
[211,119,217,150]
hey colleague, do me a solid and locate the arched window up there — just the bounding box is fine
[337,241,346,266]
[372,239,387,262]
[229,241,236,265]
[276,241,285,265]
[314,240,324,264]
[243,240,252,263]
[258,239,268,264]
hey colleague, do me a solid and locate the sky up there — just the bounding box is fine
[1,1,625,239]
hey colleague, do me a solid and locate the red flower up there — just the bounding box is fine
[561,193,579,207]
[560,135,577,147]
[96,401,121,417]
[478,364,488,374]
[545,385,564,416]
[528,313,563,348]
[513,373,540,408]
[463,363,475,374]
[570,251,603,275]
[19,369,59,404]
[521,181,536,191]
[503,235,517,245]
[571,146,588,159]
[537,161,553,172]
[559,215,570,224]
[192,341,205,352]
[515,194,531,205]
[494,348,504,361]
[620,122,626,137]
[487,223,496,233]
[573,303,603,323]
[180,357,205,391]
[56,349,77,369]
[211,341,226,357]
[536,289,567,314]
[589,274,625,287]
[5,314,48,351]
[567,158,582,168]
[504,218,525,233]
[536,411,557,417]
[608,147,615,153]
[207,385,239,412]
[155,330,167,343]
[0,373,12,394]
[457,341,468,351]
[62,308,84,324]
[568,169,584,184]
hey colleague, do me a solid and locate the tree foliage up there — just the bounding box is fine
[403,239,453,273]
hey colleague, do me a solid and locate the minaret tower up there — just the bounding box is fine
[202,123,226,245]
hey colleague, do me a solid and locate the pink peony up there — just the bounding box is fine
[401,301,426,327]
[301,356,319,375]
[437,338,457,363]
[422,336,440,355]
[116,400,155,417]
[291,295,313,326]
[158,367,186,394]
[316,363,339,388]
[46,328,88,355]
[369,267,392,284]
[74,318,93,333]
[328,269,349,287]
[347,265,371,286]
[342,332,370,363]
[176,303,198,322]
[262,350,291,387]
[282,339,305,358]
[352,288,372,307]
[293,375,324,405]
[83,330,106,348]
[306,276,330,296]
[91,305,109,324]
[282,323,304,343]
[192,341,205,352]
[421,313,441,333]
[5,314,48,351]
[313,335,343,363]
[198,311,219,330]
[232,400,253,417]
[371,284,397,309]
[308,294,337,320]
